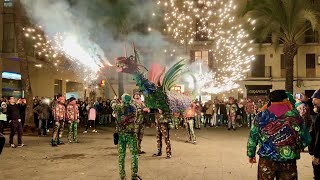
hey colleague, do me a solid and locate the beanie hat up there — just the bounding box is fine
[311,89,320,99]
[121,93,131,104]
[269,90,288,102]
[69,97,76,102]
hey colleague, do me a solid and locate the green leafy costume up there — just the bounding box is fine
[111,94,139,180]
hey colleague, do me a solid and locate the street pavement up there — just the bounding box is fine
[0,126,314,180]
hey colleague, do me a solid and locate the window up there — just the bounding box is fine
[4,0,13,7]
[281,54,286,78]
[306,54,316,78]
[3,13,15,53]
[251,55,265,77]
[194,50,209,65]
[305,22,319,43]
[54,80,62,96]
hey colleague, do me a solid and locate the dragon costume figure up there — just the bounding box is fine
[115,46,192,113]
[115,46,192,159]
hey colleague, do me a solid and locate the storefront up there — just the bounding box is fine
[2,72,23,97]
[246,85,272,102]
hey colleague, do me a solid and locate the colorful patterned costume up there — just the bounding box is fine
[247,106,311,179]
[66,103,79,143]
[226,103,238,130]
[155,112,172,157]
[132,99,147,153]
[52,101,66,146]
[111,96,139,180]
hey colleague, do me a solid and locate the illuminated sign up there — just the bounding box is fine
[2,72,21,80]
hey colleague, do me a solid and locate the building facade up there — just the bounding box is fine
[0,0,84,99]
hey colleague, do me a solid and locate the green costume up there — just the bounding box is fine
[132,99,146,153]
[68,122,78,142]
[111,94,139,180]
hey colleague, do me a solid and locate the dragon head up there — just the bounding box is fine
[115,55,139,74]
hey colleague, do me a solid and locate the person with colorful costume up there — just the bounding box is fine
[111,93,141,180]
[66,97,79,143]
[52,96,66,147]
[153,108,172,159]
[132,92,150,154]
[247,90,311,179]
[226,97,238,131]
[245,98,256,128]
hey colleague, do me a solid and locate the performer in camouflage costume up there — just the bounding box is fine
[245,98,256,128]
[52,96,66,146]
[153,109,172,159]
[111,94,141,180]
[226,97,238,131]
[66,97,79,143]
[132,92,150,154]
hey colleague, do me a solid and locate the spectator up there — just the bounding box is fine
[84,103,97,133]
[100,101,108,126]
[204,100,214,127]
[7,96,24,148]
[105,99,113,124]
[0,132,4,155]
[0,100,7,134]
[310,90,320,179]
[34,98,51,136]
[18,98,27,128]
[194,99,202,129]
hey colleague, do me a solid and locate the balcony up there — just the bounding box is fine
[246,66,272,79]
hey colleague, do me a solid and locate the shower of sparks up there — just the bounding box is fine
[23,26,113,82]
[157,0,255,94]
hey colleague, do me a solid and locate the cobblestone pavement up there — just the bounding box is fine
[0,126,314,180]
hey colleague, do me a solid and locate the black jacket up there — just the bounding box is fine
[309,113,320,158]
[7,104,21,120]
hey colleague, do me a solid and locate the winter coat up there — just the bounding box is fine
[205,101,214,115]
[34,103,50,120]
[88,108,96,121]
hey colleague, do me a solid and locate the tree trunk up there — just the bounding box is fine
[283,41,298,94]
[14,0,34,127]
